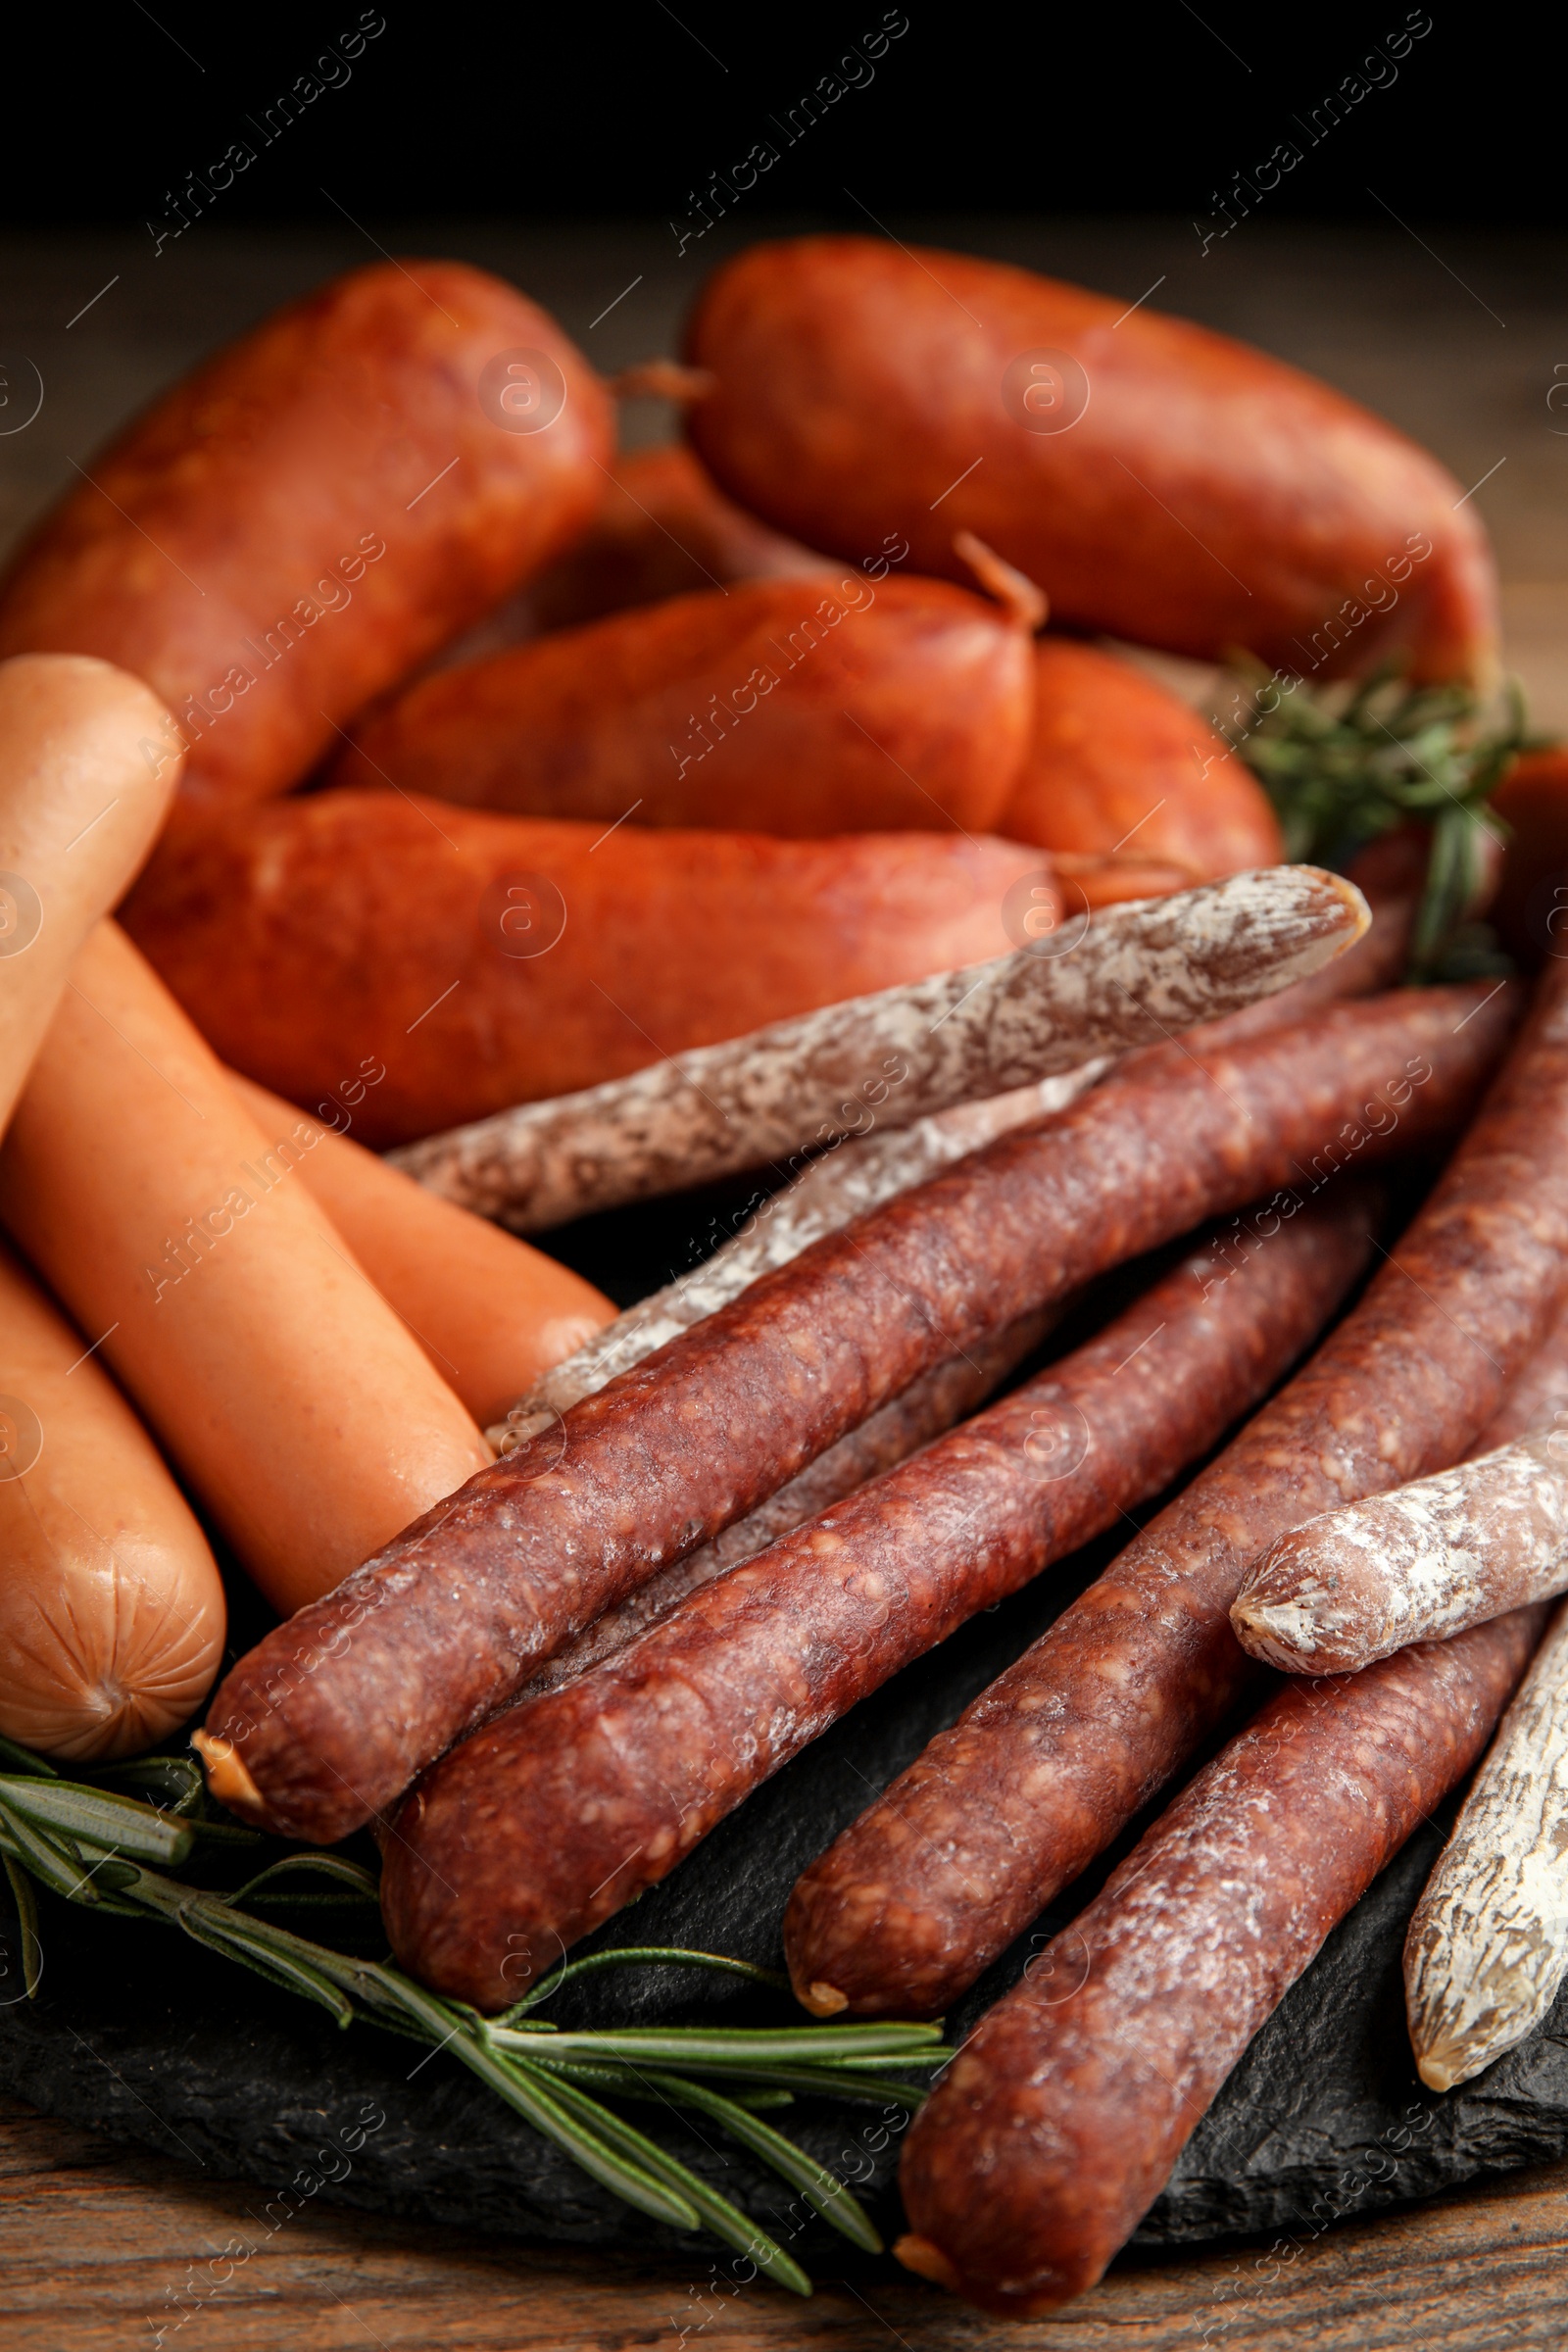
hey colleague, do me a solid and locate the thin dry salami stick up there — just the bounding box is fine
[497,875,1415,1444]
[197,983,1505,1845]
[1404,1594,1568,2091]
[380,1200,1376,2007]
[514,1308,1054,1698]
[1233,1437,1568,1673]
[894,1606,1545,2319]
[386,867,1365,1230]
[783,967,1568,2022]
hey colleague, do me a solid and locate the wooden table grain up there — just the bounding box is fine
[3,220,1568,2347]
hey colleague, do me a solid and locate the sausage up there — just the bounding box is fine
[329,569,1036,838]
[1000,639,1283,880]
[895,1605,1544,2317]
[782,965,1568,2022]
[512,1308,1055,1688]
[1478,1288,1568,1448]
[1489,747,1568,968]
[0,1240,225,1761]
[681,236,1498,686]
[0,263,612,814]
[121,788,1046,1148]
[197,983,1511,1844]
[495,864,1415,1443]
[1234,1435,1568,1673]
[0,922,491,1616]
[387,865,1366,1226]
[381,1199,1374,2007]
[0,655,181,1137]
[1404,1595,1568,2092]
[225,1076,612,1431]
[435,443,829,660]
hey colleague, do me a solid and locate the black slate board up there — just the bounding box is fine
[5,1181,1568,2269]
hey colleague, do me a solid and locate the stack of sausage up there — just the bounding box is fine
[2,234,1566,2319]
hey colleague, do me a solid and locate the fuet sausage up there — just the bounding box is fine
[783,965,1568,2022]
[226,1075,613,1430]
[388,865,1365,1228]
[0,263,612,813]
[197,984,1510,1844]
[330,568,1037,837]
[0,922,492,1616]
[0,1241,225,1761]
[682,237,1498,686]
[0,655,182,1137]
[121,789,1046,1147]
[999,638,1283,881]
[380,1199,1376,2007]
[895,1606,1544,2317]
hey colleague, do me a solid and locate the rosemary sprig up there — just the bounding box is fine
[1225,662,1532,980]
[0,1751,946,2293]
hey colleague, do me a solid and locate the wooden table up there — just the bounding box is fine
[3,220,1568,2346]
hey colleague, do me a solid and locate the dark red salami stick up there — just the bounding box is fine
[783,967,1568,2022]
[380,1199,1374,2007]
[199,984,1510,1845]
[896,1605,1546,2318]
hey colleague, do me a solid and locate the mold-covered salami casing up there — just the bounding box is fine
[331,572,1035,837]
[379,1199,1374,2008]
[896,1606,1544,2318]
[120,789,1043,1146]
[684,236,1498,687]
[199,984,1511,1846]
[783,965,1568,2021]
[0,262,612,811]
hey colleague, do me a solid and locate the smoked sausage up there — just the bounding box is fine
[121,789,1045,1145]
[0,1240,225,1761]
[783,965,1568,2021]
[329,569,1036,837]
[0,263,612,813]
[682,236,1498,686]
[380,1200,1375,2007]
[0,922,492,1617]
[197,984,1510,1844]
[1000,638,1283,879]
[895,1606,1544,2316]
[0,654,182,1138]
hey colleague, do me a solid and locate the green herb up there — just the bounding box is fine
[1226,662,1533,980]
[0,1750,946,2294]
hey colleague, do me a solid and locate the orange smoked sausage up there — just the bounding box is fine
[0,1242,225,1762]
[683,236,1498,686]
[332,570,1036,837]
[227,1074,613,1429]
[121,790,1042,1146]
[0,263,612,813]
[0,923,492,1615]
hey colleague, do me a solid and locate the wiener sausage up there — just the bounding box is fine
[682,236,1498,685]
[0,923,491,1615]
[121,789,1045,1148]
[0,655,181,1137]
[0,263,612,813]
[1000,639,1282,880]
[331,569,1036,837]
[226,1075,612,1430]
[896,1606,1544,2317]
[0,1241,225,1760]
[198,985,1510,1844]
[783,965,1568,2021]
[381,1200,1375,2007]
[387,865,1366,1226]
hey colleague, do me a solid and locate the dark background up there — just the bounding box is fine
[21,6,1551,231]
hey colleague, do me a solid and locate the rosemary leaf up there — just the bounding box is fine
[0,1776,196,1868]
[0,1799,102,1904]
[449,2034,704,2234]
[497,2022,943,2066]
[506,1943,791,2019]
[1,1853,42,1997]
[0,1736,60,1780]
[626,2069,884,2255]
[228,1854,381,1908]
